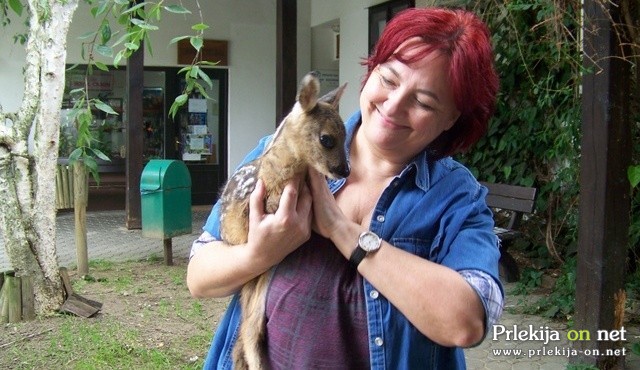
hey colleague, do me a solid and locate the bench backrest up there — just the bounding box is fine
[480,182,537,230]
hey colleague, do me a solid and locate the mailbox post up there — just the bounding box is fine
[140,160,192,265]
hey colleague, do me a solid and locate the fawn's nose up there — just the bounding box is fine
[332,163,350,178]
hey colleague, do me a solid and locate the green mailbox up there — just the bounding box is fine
[141,160,192,264]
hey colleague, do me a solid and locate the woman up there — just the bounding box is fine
[188,7,503,369]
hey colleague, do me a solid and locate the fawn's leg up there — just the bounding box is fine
[233,273,271,369]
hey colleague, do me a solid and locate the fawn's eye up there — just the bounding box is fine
[320,134,335,149]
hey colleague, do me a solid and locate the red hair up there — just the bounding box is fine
[363,7,499,159]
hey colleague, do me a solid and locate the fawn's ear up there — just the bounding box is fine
[296,74,320,112]
[319,82,347,109]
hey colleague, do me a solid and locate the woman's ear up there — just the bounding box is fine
[444,110,461,131]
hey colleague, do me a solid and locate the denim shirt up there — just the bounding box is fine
[201,111,502,369]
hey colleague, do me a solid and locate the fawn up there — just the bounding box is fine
[219,73,349,370]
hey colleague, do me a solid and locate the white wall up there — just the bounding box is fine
[297,0,312,82]
[309,0,384,118]
[0,16,28,112]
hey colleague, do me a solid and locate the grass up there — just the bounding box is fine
[0,258,230,370]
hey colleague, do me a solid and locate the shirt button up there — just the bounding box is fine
[374,337,384,347]
[369,290,379,299]
[376,215,385,223]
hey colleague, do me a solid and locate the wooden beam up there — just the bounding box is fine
[276,0,297,124]
[573,0,631,368]
[126,43,144,229]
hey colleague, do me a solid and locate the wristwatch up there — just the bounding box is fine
[349,231,382,267]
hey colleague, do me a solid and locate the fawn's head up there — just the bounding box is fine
[274,73,350,179]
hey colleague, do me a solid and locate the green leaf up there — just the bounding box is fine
[197,60,220,67]
[149,4,162,21]
[170,35,191,44]
[129,18,144,26]
[87,148,111,162]
[122,2,147,15]
[83,156,99,176]
[189,65,200,79]
[93,61,109,72]
[191,23,209,31]
[502,165,512,179]
[192,82,211,100]
[69,88,85,96]
[628,166,640,188]
[124,42,140,51]
[169,103,180,119]
[197,68,213,89]
[8,0,23,16]
[164,4,191,14]
[94,0,110,16]
[113,50,125,68]
[132,21,158,31]
[111,30,138,48]
[144,32,153,56]
[100,20,112,44]
[94,100,118,115]
[175,94,189,105]
[190,36,203,51]
[96,45,113,58]
[68,148,83,164]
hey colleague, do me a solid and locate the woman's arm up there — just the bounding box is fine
[187,179,313,298]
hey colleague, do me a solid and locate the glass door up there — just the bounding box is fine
[168,67,228,206]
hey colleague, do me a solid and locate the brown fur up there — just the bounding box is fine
[219,73,349,370]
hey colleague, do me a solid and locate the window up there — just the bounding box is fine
[368,0,415,53]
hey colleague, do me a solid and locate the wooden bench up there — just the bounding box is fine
[480,182,537,283]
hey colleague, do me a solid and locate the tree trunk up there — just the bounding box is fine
[0,0,79,316]
[74,162,89,277]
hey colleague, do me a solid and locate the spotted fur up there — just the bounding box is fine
[219,73,349,369]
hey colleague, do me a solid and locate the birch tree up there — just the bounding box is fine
[0,0,79,315]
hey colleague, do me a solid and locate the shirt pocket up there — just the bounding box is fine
[391,237,439,262]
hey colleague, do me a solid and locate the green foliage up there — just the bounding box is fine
[565,365,599,370]
[6,0,22,17]
[511,267,543,295]
[77,0,214,136]
[627,68,640,273]
[451,0,640,276]
[448,0,640,334]
[522,257,577,320]
[64,86,113,183]
[167,20,217,119]
[626,269,640,303]
[454,0,584,263]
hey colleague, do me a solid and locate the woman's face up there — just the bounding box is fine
[359,41,460,159]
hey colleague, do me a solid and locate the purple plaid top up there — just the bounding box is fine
[265,233,370,369]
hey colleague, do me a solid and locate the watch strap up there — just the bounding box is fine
[349,246,367,267]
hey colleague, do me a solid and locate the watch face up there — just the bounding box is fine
[360,232,381,252]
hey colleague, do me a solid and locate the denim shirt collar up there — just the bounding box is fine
[328,110,431,193]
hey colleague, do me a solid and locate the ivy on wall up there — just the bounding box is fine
[450,0,638,265]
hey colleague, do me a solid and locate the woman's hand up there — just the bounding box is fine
[246,177,313,269]
[187,177,312,298]
[307,168,347,240]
